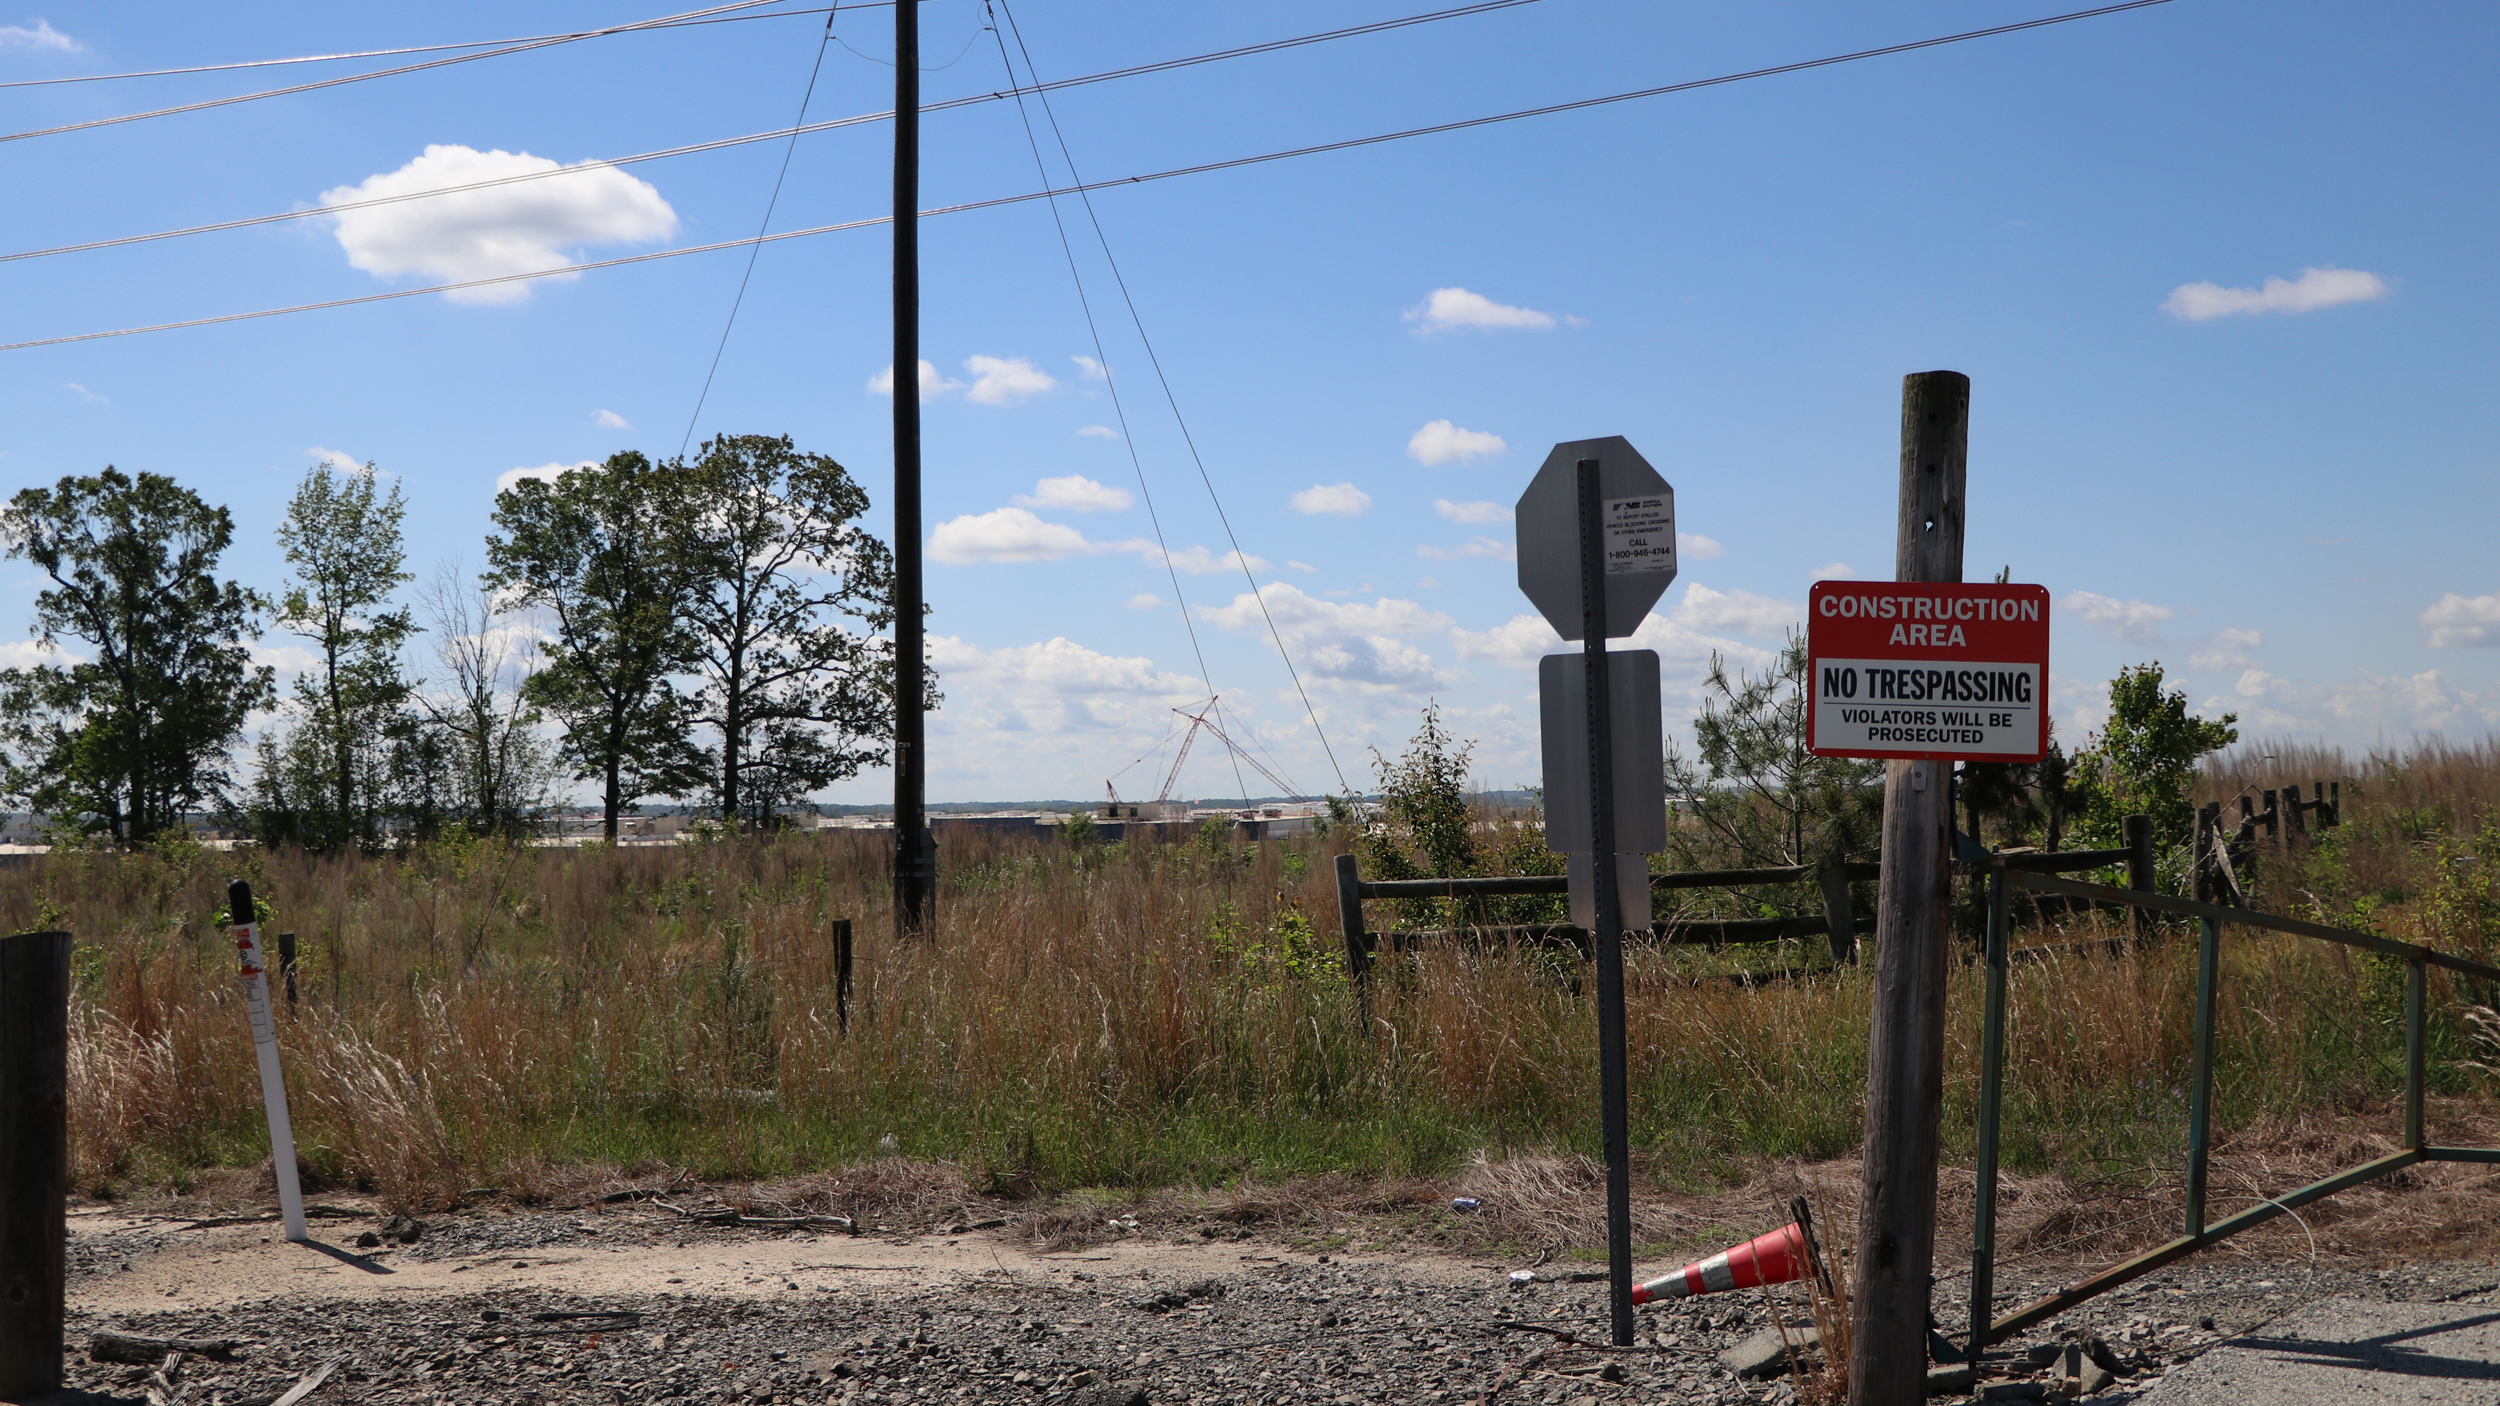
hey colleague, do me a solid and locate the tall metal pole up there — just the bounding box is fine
[1575,457,1634,1349]
[1967,862,2009,1354]
[0,930,71,1400]
[1850,370,1968,1405]
[891,0,931,936]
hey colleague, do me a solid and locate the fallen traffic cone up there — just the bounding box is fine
[1630,1221,1810,1304]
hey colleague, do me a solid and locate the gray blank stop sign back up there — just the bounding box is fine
[1515,436,1677,641]
[1540,650,1667,856]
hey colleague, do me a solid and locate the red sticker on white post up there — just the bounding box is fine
[1806,582,2049,762]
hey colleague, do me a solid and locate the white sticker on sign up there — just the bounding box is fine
[1603,495,1674,576]
[1812,659,2042,758]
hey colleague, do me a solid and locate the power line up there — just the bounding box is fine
[678,7,841,458]
[990,0,1351,800]
[0,0,1541,267]
[0,0,797,147]
[976,4,1239,800]
[0,4,867,90]
[0,0,2179,355]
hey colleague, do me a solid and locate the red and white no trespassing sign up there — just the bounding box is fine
[1806,582,2050,763]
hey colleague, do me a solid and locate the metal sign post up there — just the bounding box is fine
[1516,435,1675,1349]
[228,880,308,1243]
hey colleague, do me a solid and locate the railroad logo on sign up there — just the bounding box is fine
[1806,581,2049,762]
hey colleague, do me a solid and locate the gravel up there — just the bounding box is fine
[51,1209,2500,1404]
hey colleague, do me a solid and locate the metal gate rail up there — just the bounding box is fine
[1966,865,2500,1351]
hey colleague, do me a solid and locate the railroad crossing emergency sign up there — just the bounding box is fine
[1806,581,2049,762]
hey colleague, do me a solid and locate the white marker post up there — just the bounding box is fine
[227,879,308,1243]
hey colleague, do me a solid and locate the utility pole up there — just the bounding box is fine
[1850,370,1968,1405]
[891,0,932,936]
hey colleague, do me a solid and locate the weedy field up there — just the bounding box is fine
[7,740,2498,1269]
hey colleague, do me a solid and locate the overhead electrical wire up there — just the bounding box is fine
[0,0,1540,269]
[0,0,2177,355]
[988,0,1350,800]
[678,6,841,458]
[0,0,799,147]
[977,2,1251,805]
[0,4,871,90]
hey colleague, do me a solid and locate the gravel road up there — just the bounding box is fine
[34,1202,2500,1405]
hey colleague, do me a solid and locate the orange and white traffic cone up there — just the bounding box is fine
[1630,1221,1810,1304]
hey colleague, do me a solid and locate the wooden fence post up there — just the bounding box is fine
[1334,853,1371,998]
[2123,814,2155,945]
[0,929,71,1400]
[833,919,853,1035]
[1818,860,1858,964]
[278,931,298,1008]
[1852,370,1967,1406]
[2285,784,2309,843]
[2262,789,2279,843]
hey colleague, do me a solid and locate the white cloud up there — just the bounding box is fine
[495,460,596,495]
[925,634,1204,738]
[1126,593,1160,610]
[1811,561,1856,580]
[1418,576,1441,589]
[1201,584,1455,693]
[1678,533,1725,560]
[1154,545,1268,576]
[928,507,1097,565]
[1448,609,1774,695]
[1286,561,1319,574]
[1671,584,1798,637]
[65,381,105,404]
[2063,590,2175,646]
[1408,419,1507,466]
[2421,593,2500,649]
[2162,266,2389,321]
[0,19,78,51]
[1290,482,1370,516]
[1071,355,1108,380]
[319,144,676,304]
[249,642,323,675]
[0,639,79,670]
[868,359,959,400]
[1417,536,1515,562]
[1436,499,1511,524]
[2190,628,2264,670]
[963,354,1056,406]
[593,409,631,429]
[1015,475,1131,513]
[1404,286,1558,333]
[307,446,364,470]
[2212,665,2499,739]
[1076,424,1120,439]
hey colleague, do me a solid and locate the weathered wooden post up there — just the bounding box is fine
[0,929,71,1399]
[1818,860,1858,964]
[1334,853,1371,998]
[278,930,299,1008]
[2123,814,2155,944]
[1852,370,1968,1406]
[833,918,853,1035]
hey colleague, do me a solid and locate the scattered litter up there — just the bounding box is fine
[1452,1198,1482,1214]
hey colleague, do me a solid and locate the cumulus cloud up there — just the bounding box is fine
[1404,286,1559,333]
[1287,561,1319,574]
[1408,420,1506,465]
[1127,593,1160,610]
[1417,536,1515,562]
[926,633,1204,737]
[2421,593,2500,648]
[1290,482,1370,516]
[2162,266,2389,321]
[2063,590,2175,645]
[2213,665,2498,739]
[1671,584,1798,637]
[2190,628,2264,670]
[1076,424,1120,438]
[1015,475,1131,513]
[0,639,79,670]
[307,446,364,470]
[495,460,596,495]
[963,355,1056,406]
[593,409,631,429]
[1678,533,1725,560]
[1449,609,1773,685]
[927,506,1253,574]
[1435,499,1510,524]
[0,19,78,51]
[1071,355,1108,380]
[1812,561,1855,581]
[868,359,959,400]
[319,145,676,304]
[928,507,1097,565]
[1200,584,1455,693]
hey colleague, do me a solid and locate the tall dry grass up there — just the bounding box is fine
[5,738,2494,1216]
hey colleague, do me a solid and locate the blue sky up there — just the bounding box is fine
[3,0,2495,805]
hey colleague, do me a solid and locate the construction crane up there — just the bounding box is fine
[1104,698,1304,807]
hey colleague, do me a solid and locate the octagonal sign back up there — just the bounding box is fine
[1515,435,1675,641]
